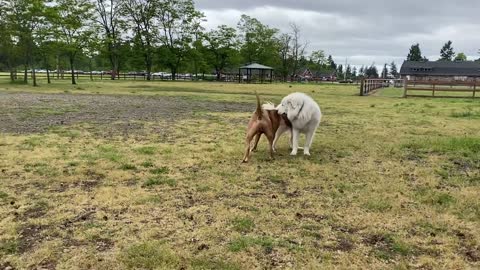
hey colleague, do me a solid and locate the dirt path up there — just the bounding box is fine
[0,92,251,134]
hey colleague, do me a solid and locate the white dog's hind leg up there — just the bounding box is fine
[290,129,300,155]
[273,126,289,152]
[304,127,317,156]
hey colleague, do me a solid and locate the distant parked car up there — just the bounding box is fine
[152,72,165,77]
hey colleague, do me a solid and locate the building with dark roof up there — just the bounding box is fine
[400,60,480,81]
[299,68,337,81]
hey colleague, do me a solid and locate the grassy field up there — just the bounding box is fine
[0,77,479,269]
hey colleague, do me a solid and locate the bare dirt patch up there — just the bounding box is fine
[17,223,50,253]
[0,92,251,134]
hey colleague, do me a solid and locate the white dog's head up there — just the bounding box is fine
[276,95,303,115]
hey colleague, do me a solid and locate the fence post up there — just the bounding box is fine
[403,78,408,98]
[474,78,477,99]
[360,79,365,96]
[432,82,436,97]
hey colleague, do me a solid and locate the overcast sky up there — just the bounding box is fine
[194,0,480,68]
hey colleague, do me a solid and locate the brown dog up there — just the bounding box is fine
[242,93,292,163]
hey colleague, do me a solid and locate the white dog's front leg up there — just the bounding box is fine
[290,129,300,155]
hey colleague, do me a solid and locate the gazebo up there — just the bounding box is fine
[238,63,274,83]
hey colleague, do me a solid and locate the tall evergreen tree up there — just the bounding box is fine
[439,40,455,61]
[366,65,378,78]
[381,63,388,78]
[352,66,357,79]
[389,61,398,78]
[337,64,343,80]
[345,64,352,79]
[407,43,423,61]
[327,55,336,70]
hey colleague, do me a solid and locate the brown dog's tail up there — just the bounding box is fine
[255,91,262,120]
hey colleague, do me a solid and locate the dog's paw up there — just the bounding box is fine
[290,151,298,156]
[304,152,311,156]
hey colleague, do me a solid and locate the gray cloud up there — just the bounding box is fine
[194,0,480,67]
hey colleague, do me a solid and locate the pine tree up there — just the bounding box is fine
[366,65,378,78]
[336,64,344,80]
[390,62,398,78]
[346,64,352,79]
[327,55,336,70]
[407,43,423,61]
[381,63,388,78]
[439,41,455,61]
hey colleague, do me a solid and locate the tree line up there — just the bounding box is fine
[0,0,348,85]
[406,40,473,62]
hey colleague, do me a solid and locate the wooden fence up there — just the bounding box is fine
[403,79,478,99]
[360,78,402,96]
[0,72,211,81]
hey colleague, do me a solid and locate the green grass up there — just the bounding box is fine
[120,242,180,269]
[231,217,255,233]
[142,176,177,187]
[0,80,479,269]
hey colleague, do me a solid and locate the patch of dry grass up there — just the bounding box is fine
[0,80,479,269]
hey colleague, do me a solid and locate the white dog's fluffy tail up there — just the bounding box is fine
[261,102,276,110]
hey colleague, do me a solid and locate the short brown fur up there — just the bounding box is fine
[242,93,292,163]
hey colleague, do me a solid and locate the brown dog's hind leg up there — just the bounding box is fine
[265,130,275,160]
[242,130,257,163]
[251,133,261,152]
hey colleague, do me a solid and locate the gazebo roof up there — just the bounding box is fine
[240,63,274,70]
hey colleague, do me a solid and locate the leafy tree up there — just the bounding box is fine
[290,22,307,76]
[156,0,204,80]
[6,0,48,86]
[352,66,357,79]
[310,50,326,67]
[237,14,280,68]
[407,43,423,61]
[439,40,455,61]
[94,0,124,79]
[122,0,157,80]
[205,25,239,80]
[52,0,96,85]
[389,61,398,78]
[0,2,21,81]
[454,52,467,61]
[278,33,292,81]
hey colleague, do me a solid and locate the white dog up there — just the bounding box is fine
[275,92,322,156]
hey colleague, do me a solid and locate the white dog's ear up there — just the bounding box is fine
[287,100,297,110]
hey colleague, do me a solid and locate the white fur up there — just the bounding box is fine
[261,102,276,110]
[276,92,322,156]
